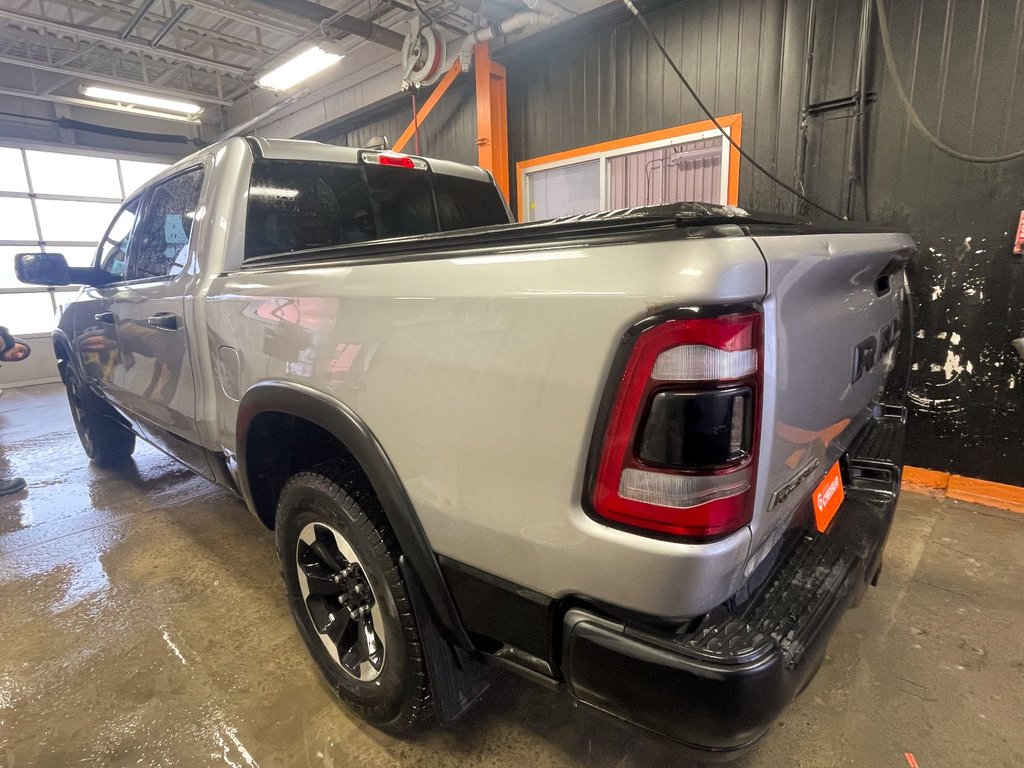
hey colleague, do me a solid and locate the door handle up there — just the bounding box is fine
[94,312,115,323]
[147,312,179,331]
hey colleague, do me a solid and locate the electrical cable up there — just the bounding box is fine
[620,0,844,220]
[413,0,435,31]
[875,0,1024,164]
[411,90,421,154]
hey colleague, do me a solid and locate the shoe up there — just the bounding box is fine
[0,477,26,496]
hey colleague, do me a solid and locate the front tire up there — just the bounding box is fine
[64,368,135,466]
[275,470,432,732]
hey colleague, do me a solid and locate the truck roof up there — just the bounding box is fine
[145,135,493,197]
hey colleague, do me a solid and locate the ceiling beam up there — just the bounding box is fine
[0,51,233,104]
[0,6,250,75]
[69,0,280,56]
[149,5,189,47]
[247,0,406,50]
[120,0,158,39]
[174,0,309,37]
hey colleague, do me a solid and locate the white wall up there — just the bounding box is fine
[0,333,59,389]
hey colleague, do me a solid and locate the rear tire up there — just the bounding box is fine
[64,368,135,466]
[275,470,432,733]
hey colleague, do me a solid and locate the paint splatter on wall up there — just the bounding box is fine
[903,231,1024,485]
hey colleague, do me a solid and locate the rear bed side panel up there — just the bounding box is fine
[747,232,914,567]
[206,235,767,621]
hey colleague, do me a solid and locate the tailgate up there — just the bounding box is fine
[747,231,914,567]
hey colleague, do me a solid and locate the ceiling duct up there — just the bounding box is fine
[457,1,564,71]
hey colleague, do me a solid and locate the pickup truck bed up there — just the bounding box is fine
[16,136,913,757]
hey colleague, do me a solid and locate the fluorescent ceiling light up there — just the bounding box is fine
[257,46,344,91]
[81,86,203,115]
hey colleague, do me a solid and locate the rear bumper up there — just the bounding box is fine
[561,411,904,758]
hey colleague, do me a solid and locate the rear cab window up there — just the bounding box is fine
[244,156,509,261]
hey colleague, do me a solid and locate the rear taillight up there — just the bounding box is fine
[590,310,762,539]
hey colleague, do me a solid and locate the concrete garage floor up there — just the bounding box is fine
[1,384,1022,768]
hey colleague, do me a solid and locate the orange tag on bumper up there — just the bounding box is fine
[812,462,845,533]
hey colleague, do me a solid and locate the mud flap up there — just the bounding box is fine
[400,559,490,725]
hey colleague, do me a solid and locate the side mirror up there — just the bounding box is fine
[15,252,70,286]
[0,327,31,363]
[14,252,116,287]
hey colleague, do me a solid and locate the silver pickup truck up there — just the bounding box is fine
[16,136,912,758]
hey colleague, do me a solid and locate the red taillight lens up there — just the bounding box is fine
[590,310,762,539]
[378,152,416,168]
[360,150,428,170]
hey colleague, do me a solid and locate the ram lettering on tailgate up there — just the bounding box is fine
[852,315,902,385]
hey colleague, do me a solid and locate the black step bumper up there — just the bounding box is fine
[561,410,905,758]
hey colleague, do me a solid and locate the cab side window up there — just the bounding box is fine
[97,198,141,279]
[127,167,203,281]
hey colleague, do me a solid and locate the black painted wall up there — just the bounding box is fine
[505,0,813,214]
[833,0,1024,486]
[315,79,478,166]
[321,0,1024,484]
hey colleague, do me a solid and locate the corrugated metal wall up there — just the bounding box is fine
[318,80,478,166]
[506,0,810,215]
[852,0,1024,484]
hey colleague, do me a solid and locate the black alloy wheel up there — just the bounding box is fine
[295,520,386,681]
[275,470,432,732]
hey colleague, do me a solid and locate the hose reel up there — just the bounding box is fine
[401,20,446,90]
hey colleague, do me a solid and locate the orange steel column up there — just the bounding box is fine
[392,60,462,153]
[474,43,509,203]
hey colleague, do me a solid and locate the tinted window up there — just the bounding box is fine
[96,198,141,279]
[246,161,376,259]
[243,159,510,260]
[434,173,509,230]
[363,164,437,238]
[128,168,202,280]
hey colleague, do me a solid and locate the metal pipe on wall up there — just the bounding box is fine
[793,0,816,216]
[846,0,872,220]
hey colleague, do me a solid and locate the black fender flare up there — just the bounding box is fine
[51,328,74,382]
[235,380,473,651]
